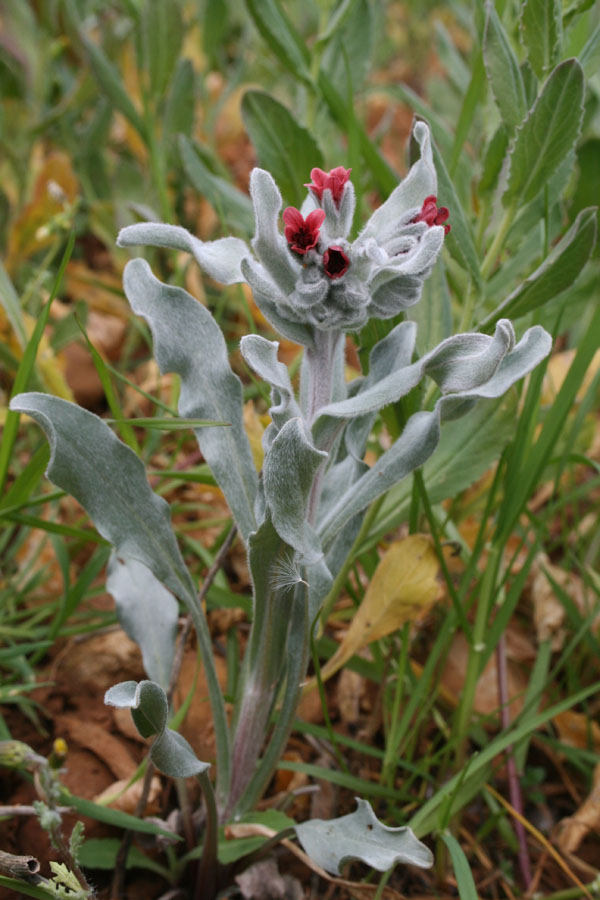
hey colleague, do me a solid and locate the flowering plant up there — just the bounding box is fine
[11,121,551,895]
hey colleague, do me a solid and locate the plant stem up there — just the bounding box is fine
[496,632,532,890]
[480,203,517,280]
[194,772,219,900]
[234,588,310,816]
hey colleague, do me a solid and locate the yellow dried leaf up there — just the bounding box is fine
[6,152,78,271]
[312,535,443,687]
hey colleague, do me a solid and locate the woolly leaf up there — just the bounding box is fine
[106,553,179,690]
[9,393,196,606]
[117,223,247,285]
[105,680,168,738]
[122,259,258,541]
[150,729,210,778]
[295,798,433,875]
[263,418,327,563]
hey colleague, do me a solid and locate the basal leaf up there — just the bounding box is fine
[9,393,196,606]
[295,798,433,875]
[106,553,179,690]
[503,59,584,207]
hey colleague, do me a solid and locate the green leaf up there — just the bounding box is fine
[481,206,597,328]
[295,798,433,876]
[579,21,600,78]
[503,59,584,207]
[0,232,74,494]
[244,0,311,84]
[430,140,483,289]
[64,792,181,839]
[0,876,54,900]
[179,137,255,234]
[217,810,296,863]
[140,0,183,99]
[410,681,600,836]
[163,58,195,141]
[78,839,170,877]
[320,0,374,92]
[78,28,145,137]
[483,2,527,131]
[241,91,323,208]
[520,0,562,78]
[0,260,27,347]
[479,124,509,194]
[441,833,479,900]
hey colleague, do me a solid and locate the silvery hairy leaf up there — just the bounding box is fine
[263,418,328,564]
[295,798,433,876]
[9,393,196,607]
[106,553,179,690]
[105,680,209,778]
[313,319,520,450]
[105,680,168,738]
[318,325,551,546]
[344,321,417,460]
[122,259,258,541]
[240,335,301,447]
[249,168,299,295]
[357,121,436,244]
[240,257,315,348]
[117,222,247,285]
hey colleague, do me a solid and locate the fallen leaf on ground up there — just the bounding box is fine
[93,776,162,816]
[440,628,532,718]
[235,857,303,900]
[309,535,443,689]
[53,714,138,780]
[556,762,600,854]
[553,710,600,754]
[531,553,593,650]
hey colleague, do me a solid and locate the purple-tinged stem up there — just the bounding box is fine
[496,632,532,889]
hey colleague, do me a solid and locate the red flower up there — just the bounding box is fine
[412,195,451,235]
[305,166,352,207]
[282,207,326,254]
[323,246,350,280]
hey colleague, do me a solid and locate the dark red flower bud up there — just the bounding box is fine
[282,207,326,254]
[323,246,350,280]
[412,195,451,235]
[305,166,352,207]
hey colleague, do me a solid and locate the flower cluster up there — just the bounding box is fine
[117,122,451,339]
